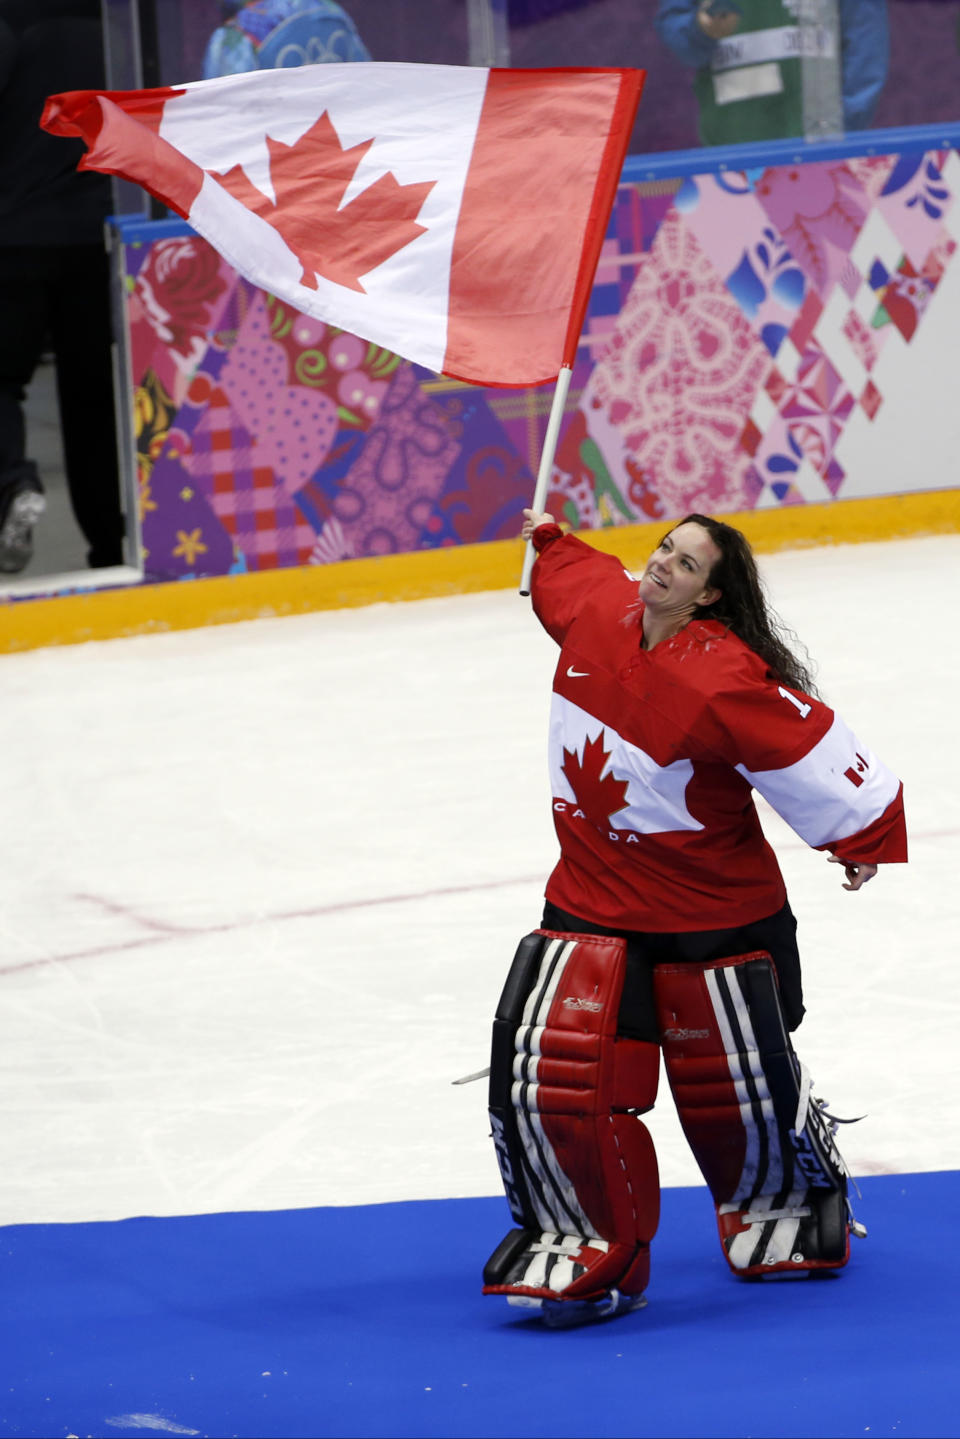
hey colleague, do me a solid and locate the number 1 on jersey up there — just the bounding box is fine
[778,686,812,719]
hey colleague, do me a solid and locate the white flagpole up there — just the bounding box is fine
[518,362,573,596]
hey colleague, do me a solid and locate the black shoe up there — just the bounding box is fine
[0,468,46,574]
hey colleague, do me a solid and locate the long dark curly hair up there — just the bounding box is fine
[674,513,821,699]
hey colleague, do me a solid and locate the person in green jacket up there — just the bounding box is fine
[655,0,889,145]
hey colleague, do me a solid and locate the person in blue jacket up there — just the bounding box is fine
[203,0,370,78]
[655,0,889,144]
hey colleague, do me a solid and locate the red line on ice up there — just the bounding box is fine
[1,823,948,979]
[0,873,546,977]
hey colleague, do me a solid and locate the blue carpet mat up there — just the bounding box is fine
[2,1171,957,1439]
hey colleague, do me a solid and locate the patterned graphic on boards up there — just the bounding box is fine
[123,147,959,579]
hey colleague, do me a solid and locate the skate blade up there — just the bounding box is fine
[507,1290,647,1328]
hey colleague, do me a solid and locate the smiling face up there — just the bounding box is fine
[637,522,722,617]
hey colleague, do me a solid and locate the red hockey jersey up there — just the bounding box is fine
[530,527,907,932]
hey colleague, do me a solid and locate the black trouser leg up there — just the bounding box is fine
[49,246,124,566]
[0,248,47,483]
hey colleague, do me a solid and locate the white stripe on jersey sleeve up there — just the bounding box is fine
[736,713,900,848]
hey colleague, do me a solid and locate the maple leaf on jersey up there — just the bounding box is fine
[212,111,436,293]
[562,734,631,829]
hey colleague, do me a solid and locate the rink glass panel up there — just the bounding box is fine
[102,0,960,159]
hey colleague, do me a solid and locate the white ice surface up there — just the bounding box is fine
[0,534,957,1226]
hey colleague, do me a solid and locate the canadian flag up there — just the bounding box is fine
[42,63,643,386]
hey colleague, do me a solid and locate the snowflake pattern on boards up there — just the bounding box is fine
[877,153,954,271]
[756,345,855,497]
[753,162,869,299]
[587,210,771,517]
[330,364,461,558]
[841,308,880,372]
[843,154,898,204]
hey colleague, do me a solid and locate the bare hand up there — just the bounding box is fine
[521,507,555,542]
[828,856,878,892]
[697,0,740,39]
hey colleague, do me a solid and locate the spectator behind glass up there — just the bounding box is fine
[0,0,125,573]
[655,0,889,145]
[203,0,371,78]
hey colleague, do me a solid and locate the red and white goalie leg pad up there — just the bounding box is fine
[483,931,660,1316]
[653,953,866,1278]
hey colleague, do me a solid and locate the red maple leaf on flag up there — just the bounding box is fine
[562,734,631,829]
[212,110,436,294]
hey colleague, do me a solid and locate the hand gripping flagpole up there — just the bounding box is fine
[518,362,573,596]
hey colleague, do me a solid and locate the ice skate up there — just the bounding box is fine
[507,1288,648,1328]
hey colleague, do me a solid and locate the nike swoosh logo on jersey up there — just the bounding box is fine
[566,666,590,678]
